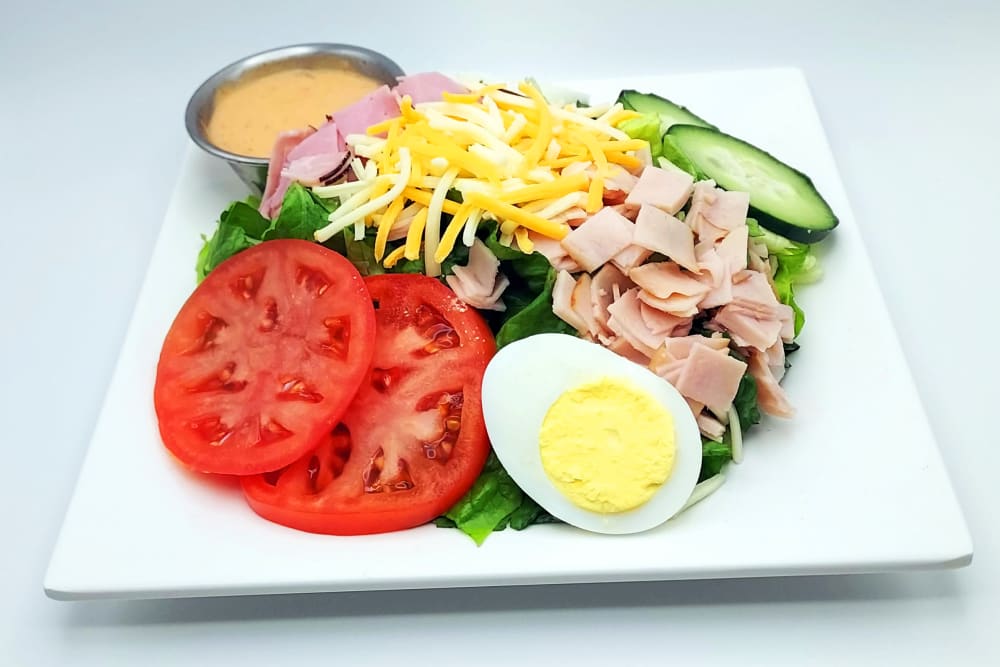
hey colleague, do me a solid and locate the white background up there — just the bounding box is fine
[2,1,997,664]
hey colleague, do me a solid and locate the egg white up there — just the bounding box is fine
[482,333,703,535]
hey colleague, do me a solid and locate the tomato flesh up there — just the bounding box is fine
[242,274,495,535]
[154,240,376,475]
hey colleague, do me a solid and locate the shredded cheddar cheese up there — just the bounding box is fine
[313,80,647,273]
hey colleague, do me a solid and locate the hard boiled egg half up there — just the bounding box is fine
[482,333,702,534]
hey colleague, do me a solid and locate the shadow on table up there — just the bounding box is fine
[60,570,964,628]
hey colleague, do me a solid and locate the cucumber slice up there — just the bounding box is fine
[617,90,716,131]
[667,125,838,243]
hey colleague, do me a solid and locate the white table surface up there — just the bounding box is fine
[3,1,997,664]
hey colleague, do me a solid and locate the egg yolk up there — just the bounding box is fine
[538,377,676,514]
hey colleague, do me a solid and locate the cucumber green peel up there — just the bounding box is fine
[667,124,839,243]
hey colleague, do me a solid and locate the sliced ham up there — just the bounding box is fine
[713,307,783,351]
[281,152,349,185]
[686,180,749,243]
[551,270,587,332]
[695,246,733,309]
[259,128,314,219]
[632,205,698,271]
[610,203,639,222]
[606,288,663,356]
[605,334,650,365]
[629,262,708,299]
[611,243,652,272]
[571,273,601,337]
[286,120,344,163]
[260,121,349,219]
[639,301,690,335]
[387,202,422,241]
[673,343,748,418]
[685,398,705,416]
[748,348,794,418]
[748,252,771,276]
[716,224,749,274]
[765,338,787,382]
[528,232,581,272]
[590,264,634,336]
[333,85,400,137]
[446,240,508,311]
[624,165,694,215]
[777,303,795,342]
[661,334,731,359]
[637,289,702,318]
[732,269,779,305]
[605,167,639,194]
[698,413,727,441]
[393,72,466,104]
[560,206,635,272]
[650,357,686,387]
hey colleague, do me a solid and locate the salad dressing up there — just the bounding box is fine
[206,65,383,157]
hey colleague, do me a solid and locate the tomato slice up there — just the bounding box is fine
[242,274,495,535]
[154,240,376,475]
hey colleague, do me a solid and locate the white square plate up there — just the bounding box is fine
[45,68,972,601]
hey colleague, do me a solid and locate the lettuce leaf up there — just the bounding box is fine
[734,372,761,429]
[195,199,267,281]
[660,135,702,179]
[437,454,559,543]
[196,186,340,281]
[263,183,337,241]
[699,436,732,482]
[747,218,821,336]
[495,267,577,348]
[618,113,663,160]
[442,454,524,545]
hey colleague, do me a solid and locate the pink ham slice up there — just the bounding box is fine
[528,232,581,272]
[551,270,587,333]
[748,349,794,418]
[661,334,731,359]
[259,128,314,219]
[445,240,509,311]
[571,273,601,337]
[260,121,349,219]
[606,335,650,365]
[606,288,663,357]
[590,264,634,338]
[712,269,788,350]
[392,72,467,103]
[639,301,690,336]
[605,167,639,194]
[673,343,748,418]
[286,120,344,164]
[637,290,703,318]
[716,224,750,274]
[629,262,708,299]
[611,243,652,272]
[714,308,783,351]
[765,339,787,382]
[632,205,699,271]
[732,269,779,305]
[695,246,733,309]
[333,85,401,137]
[697,413,727,441]
[560,206,635,272]
[624,165,694,215]
[777,303,795,342]
[686,180,750,243]
[280,153,348,184]
[609,203,639,222]
[650,357,686,386]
